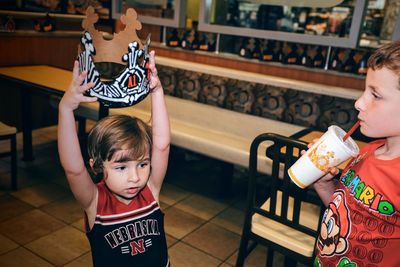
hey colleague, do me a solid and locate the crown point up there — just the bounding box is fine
[80,7,144,64]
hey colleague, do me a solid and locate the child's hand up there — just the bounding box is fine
[60,60,97,112]
[147,51,162,93]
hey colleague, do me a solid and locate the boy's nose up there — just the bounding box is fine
[354,93,365,112]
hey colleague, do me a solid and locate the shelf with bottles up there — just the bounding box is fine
[0,0,113,33]
[0,0,111,19]
[0,11,113,34]
[165,23,217,52]
[164,24,374,78]
[242,38,373,77]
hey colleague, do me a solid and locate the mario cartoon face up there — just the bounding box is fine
[317,190,350,257]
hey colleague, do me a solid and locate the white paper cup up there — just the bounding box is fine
[288,125,359,188]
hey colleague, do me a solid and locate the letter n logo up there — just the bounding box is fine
[130,239,145,255]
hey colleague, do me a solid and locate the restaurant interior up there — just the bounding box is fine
[0,0,398,266]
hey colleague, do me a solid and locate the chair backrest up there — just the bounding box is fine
[247,133,324,237]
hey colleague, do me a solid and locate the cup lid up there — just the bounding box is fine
[328,125,359,157]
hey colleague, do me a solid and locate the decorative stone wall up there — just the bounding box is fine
[158,65,359,131]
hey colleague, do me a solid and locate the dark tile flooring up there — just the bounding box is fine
[0,124,296,266]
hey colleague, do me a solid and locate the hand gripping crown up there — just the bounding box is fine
[77,6,150,108]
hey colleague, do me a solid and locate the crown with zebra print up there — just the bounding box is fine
[78,6,150,108]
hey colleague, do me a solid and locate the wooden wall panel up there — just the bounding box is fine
[0,35,80,69]
[0,33,365,90]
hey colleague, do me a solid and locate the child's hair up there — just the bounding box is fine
[87,115,152,176]
[368,40,400,84]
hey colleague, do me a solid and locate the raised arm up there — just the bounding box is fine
[146,51,171,199]
[58,61,98,210]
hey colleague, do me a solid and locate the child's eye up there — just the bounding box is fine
[371,90,381,99]
[138,162,149,168]
[115,166,126,171]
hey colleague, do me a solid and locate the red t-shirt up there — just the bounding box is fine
[315,140,400,267]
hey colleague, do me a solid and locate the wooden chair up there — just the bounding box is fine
[236,133,324,267]
[0,122,17,190]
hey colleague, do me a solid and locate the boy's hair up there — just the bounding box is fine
[368,40,400,87]
[87,115,152,176]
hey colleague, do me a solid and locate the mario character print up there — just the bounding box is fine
[317,190,351,257]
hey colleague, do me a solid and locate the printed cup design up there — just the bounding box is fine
[288,125,359,189]
[308,143,336,173]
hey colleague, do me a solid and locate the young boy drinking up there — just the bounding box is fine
[313,41,400,266]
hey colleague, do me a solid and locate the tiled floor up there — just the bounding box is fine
[0,125,293,267]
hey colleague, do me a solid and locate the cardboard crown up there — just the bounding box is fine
[78,6,150,108]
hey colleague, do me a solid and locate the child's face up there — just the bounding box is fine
[102,150,151,204]
[355,67,400,138]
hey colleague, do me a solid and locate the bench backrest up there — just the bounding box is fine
[119,95,304,140]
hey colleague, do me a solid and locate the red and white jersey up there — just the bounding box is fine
[86,181,169,267]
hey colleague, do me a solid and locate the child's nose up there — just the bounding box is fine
[128,170,140,182]
[354,94,365,112]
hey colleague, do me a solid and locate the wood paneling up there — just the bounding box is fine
[0,34,80,69]
[0,32,365,89]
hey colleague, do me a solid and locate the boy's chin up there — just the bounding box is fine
[360,128,384,139]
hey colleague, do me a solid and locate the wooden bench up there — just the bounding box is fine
[77,95,305,194]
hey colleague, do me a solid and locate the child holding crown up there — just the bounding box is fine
[58,7,171,266]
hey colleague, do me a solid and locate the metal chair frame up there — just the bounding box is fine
[236,133,324,267]
[0,129,17,190]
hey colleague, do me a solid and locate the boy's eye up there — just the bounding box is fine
[371,90,381,99]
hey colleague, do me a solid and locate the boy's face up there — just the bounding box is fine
[102,150,151,204]
[355,67,400,138]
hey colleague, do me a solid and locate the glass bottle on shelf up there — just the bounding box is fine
[42,13,55,32]
[261,40,275,62]
[251,39,262,60]
[343,50,357,73]
[312,46,325,68]
[357,51,370,75]
[330,48,341,71]
[282,43,299,64]
[5,16,16,32]
[181,29,199,50]
[238,38,251,58]
[273,41,283,62]
[180,29,192,50]
[181,20,199,50]
[298,44,311,67]
[167,28,181,48]
[199,33,216,52]
[191,30,200,50]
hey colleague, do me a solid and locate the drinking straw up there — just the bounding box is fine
[343,120,360,142]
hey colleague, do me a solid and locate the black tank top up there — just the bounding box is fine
[86,182,169,266]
